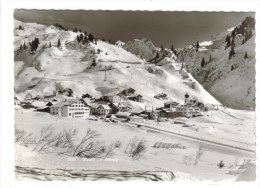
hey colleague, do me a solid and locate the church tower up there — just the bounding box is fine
[184,92,190,105]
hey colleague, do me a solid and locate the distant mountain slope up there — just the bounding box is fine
[177,17,256,110]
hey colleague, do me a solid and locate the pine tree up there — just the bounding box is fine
[155,52,159,59]
[20,44,23,51]
[225,35,231,49]
[49,42,52,48]
[161,45,164,51]
[229,46,235,60]
[84,31,87,36]
[201,57,205,67]
[244,51,248,59]
[171,45,175,52]
[231,65,235,71]
[76,35,80,43]
[196,41,199,52]
[80,33,84,41]
[88,34,94,42]
[83,35,88,44]
[57,39,61,47]
[23,42,27,50]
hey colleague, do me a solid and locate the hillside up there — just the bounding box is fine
[13,18,256,182]
[177,17,256,110]
[14,20,220,109]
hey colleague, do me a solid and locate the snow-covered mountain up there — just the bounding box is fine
[177,17,256,110]
[14,20,220,109]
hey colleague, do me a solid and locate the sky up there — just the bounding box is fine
[14,10,254,48]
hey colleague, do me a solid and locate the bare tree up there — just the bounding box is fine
[33,125,54,151]
[15,129,27,143]
[125,136,147,160]
[113,139,122,148]
[15,129,35,146]
[73,129,99,156]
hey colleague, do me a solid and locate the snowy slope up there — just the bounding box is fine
[14,20,221,108]
[177,23,255,110]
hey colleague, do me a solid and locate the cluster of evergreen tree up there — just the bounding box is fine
[76,32,89,44]
[200,54,212,67]
[73,28,83,33]
[225,16,255,60]
[53,23,67,31]
[29,38,40,52]
[19,42,28,51]
[76,32,94,44]
[225,16,255,50]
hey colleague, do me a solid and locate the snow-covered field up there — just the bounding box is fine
[15,108,255,181]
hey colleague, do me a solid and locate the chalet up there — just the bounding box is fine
[164,101,179,108]
[101,93,121,104]
[183,106,201,118]
[108,103,119,114]
[120,88,136,96]
[49,99,90,118]
[127,94,143,102]
[90,103,101,115]
[158,109,183,119]
[96,105,111,116]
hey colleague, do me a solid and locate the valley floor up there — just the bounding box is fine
[15,107,256,181]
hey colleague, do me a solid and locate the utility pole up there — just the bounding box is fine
[104,69,107,81]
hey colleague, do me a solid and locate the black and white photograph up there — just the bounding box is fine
[0,0,259,186]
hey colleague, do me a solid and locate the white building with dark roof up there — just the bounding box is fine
[49,99,90,118]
